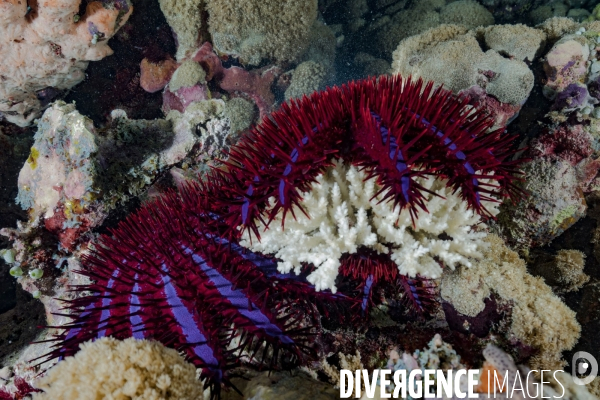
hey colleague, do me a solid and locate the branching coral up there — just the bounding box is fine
[33,337,204,400]
[0,0,132,126]
[241,160,498,292]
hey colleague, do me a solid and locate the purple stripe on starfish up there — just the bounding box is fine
[130,278,145,339]
[97,269,119,338]
[362,275,374,312]
[160,264,220,368]
[181,246,294,344]
[398,108,483,205]
[279,136,309,205]
[371,111,411,202]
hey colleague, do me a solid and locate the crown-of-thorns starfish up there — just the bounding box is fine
[42,75,523,398]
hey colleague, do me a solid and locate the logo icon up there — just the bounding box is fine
[572,351,598,385]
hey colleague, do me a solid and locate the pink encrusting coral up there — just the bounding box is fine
[218,65,283,119]
[530,123,593,166]
[139,57,179,93]
[0,377,41,400]
[141,42,283,118]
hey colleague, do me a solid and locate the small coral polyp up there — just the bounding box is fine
[241,160,499,292]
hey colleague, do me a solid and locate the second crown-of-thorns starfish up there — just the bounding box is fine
[43,75,523,397]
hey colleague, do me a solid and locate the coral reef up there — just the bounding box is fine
[440,0,494,28]
[543,34,590,95]
[5,2,600,398]
[0,0,133,126]
[165,98,232,159]
[530,2,570,25]
[212,75,521,307]
[347,335,464,399]
[221,370,339,400]
[168,59,206,92]
[301,20,337,73]
[223,97,255,136]
[139,57,179,93]
[0,99,232,309]
[15,102,105,241]
[158,0,206,61]
[219,65,283,118]
[539,17,579,41]
[321,350,364,394]
[44,181,352,395]
[39,75,524,397]
[496,19,600,249]
[0,376,41,399]
[284,61,328,101]
[368,0,494,58]
[33,337,204,400]
[344,334,597,400]
[353,53,391,78]
[141,41,283,121]
[440,235,580,370]
[481,24,547,62]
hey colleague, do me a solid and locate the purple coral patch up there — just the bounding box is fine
[554,83,589,110]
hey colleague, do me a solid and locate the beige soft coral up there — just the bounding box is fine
[33,337,204,400]
[440,234,581,371]
[0,0,132,126]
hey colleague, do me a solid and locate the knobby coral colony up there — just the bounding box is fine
[42,75,523,397]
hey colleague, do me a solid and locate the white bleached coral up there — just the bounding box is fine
[240,160,498,292]
[0,0,132,126]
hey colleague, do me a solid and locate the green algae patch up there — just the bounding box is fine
[26,147,39,170]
